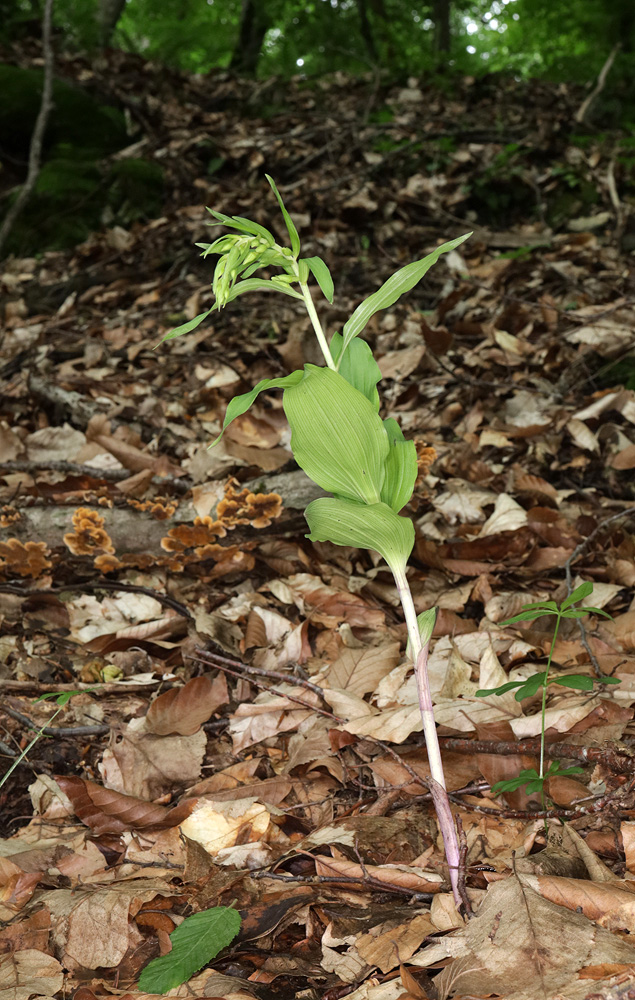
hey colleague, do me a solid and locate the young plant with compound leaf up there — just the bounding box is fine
[161,176,472,909]
[476,581,618,808]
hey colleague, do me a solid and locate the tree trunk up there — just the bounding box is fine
[433,0,451,53]
[230,0,271,76]
[98,0,127,47]
[357,0,378,64]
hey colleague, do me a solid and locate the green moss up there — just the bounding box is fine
[0,63,128,158]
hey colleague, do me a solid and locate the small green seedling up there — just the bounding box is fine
[159,175,472,908]
[0,689,92,791]
[476,581,618,806]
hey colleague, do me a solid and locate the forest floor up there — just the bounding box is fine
[2,42,635,1000]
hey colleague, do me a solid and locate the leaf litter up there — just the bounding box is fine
[2,37,635,1000]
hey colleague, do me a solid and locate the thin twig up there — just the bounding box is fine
[194,647,325,695]
[1,704,109,738]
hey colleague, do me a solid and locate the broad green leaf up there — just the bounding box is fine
[137,907,241,993]
[210,370,304,448]
[551,674,594,691]
[561,581,593,610]
[305,497,414,576]
[266,174,301,257]
[380,418,417,512]
[283,365,389,505]
[158,309,213,344]
[597,676,621,684]
[341,232,471,354]
[304,255,334,302]
[330,332,381,408]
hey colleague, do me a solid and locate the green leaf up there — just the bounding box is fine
[266,175,301,257]
[560,581,593,610]
[137,907,241,993]
[223,277,304,304]
[157,309,213,344]
[283,365,389,505]
[475,680,526,697]
[229,216,276,245]
[305,497,414,576]
[492,768,542,795]
[564,605,613,620]
[515,672,547,701]
[498,609,557,625]
[551,674,594,691]
[330,332,381,408]
[303,255,334,302]
[597,676,621,684]
[340,233,471,354]
[546,761,585,777]
[417,607,438,645]
[210,370,304,448]
[380,418,417,513]
[517,600,559,611]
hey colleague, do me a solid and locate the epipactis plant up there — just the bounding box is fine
[162,175,471,907]
[476,580,618,807]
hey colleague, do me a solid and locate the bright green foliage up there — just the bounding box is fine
[330,333,381,409]
[137,907,242,993]
[492,761,585,797]
[477,582,619,805]
[381,418,418,514]
[305,497,414,577]
[283,365,389,505]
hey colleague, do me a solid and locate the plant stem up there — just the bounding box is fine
[0,704,65,790]
[392,565,462,909]
[540,613,562,782]
[299,282,337,370]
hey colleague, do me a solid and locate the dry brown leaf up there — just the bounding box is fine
[54,775,194,834]
[0,949,63,1000]
[411,875,635,1000]
[145,674,227,735]
[520,872,635,932]
[99,720,206,799]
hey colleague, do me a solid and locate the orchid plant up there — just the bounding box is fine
[161,176,471,908]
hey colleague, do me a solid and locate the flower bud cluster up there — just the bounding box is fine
[208,233,296,308]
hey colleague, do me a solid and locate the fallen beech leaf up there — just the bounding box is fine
[0,949,63,1000]
[145,674,227,735]
[54,775,194,834]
